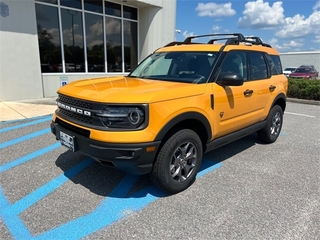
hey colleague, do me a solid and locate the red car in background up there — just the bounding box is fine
[289,65,319,80]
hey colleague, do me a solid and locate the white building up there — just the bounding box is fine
[0,0,176,101]
[280,51,320,75]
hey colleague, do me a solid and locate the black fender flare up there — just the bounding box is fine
[154,111,212,143]
[271,93,287,112]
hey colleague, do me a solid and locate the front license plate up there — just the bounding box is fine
[60,131,75,151]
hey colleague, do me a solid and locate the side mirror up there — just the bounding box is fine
[218,73,244,86]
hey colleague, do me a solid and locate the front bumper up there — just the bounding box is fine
[50,121,160,175]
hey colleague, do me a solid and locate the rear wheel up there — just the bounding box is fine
[258,105,283,143]
[151,129,203,194]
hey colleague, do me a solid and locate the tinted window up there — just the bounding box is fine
[123,6,137,20]
[61,9,85,72]
[86,13,105,72]
[60,0,82,9]
[266,54,279,75]
[270,55,283,74]
[35,4,62,73]
[36,0,57,4]
[105,1,121,17]
[248,52,268,80]
[219,51,247,81]
[84,0,103,13]
[124,20,138,72]
[106,16,122,72]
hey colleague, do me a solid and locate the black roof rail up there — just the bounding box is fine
[244,36,271,47]
[184,33,245,44]
[162,33,272,48]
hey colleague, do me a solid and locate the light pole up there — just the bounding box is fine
[67,10,77,71]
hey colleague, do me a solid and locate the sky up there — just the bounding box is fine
[175,0,320,52]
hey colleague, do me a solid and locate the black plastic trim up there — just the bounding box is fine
[154,112,212,142]
[205,121,266,153]
[51,121,160,175]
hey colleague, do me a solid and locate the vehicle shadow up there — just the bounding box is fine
[55,133,258,198]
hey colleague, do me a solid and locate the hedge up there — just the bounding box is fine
[287,78,320,101]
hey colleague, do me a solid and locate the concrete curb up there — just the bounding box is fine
[287,98,320,105]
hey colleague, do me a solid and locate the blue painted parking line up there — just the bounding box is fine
[36,159,221,240]
[0,128,50,149]
[0,143,61,173]
[2,158,94,216]
[0,189,32,240]
[0,118,223,239]
[0,116,52,133]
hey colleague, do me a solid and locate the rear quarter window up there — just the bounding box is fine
[269,55,283,75]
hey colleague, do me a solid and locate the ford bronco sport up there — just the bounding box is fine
[51,33,288,194]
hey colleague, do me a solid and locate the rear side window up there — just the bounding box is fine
[269,55,283,74]
[265,54,280,75]
[248,52,268,80]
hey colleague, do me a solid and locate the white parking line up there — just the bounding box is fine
[285,112,315,118]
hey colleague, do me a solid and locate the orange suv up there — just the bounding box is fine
[51,33,288,193]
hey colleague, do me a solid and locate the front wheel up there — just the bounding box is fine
[258,105,283,143]
[151,129,203,194]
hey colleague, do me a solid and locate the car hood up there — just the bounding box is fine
[58,76,207,103]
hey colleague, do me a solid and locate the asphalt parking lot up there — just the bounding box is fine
[0,102,319,240]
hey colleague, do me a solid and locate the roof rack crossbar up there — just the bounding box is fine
[162,33,272,48]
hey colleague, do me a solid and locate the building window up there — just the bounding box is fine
[105,1,121,17]
[84,0,103,13]
[61,9,85,72]
[60,0,82,9]
[35,4,62,73]
[35,0,138,74]
[124,20,137,72]
[85,13,104,72]
[106,17,121,72]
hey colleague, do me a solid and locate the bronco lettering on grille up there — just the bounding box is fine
[57,102,92,116]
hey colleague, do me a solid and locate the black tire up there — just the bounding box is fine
[151,129,203,194]
[258,105,283,143]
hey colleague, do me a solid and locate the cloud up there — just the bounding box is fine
[196,2,236,17]
[182,31,195,38]
[238,0,285,29]
[62,24,83,46]
[212,25,221,32]
[313,0,320,11]
[275,10,320,38]
[313,35,320,43]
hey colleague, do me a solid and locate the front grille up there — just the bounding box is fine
[58,94,94,110]
[59,108,92,124]
[57,94,105,129]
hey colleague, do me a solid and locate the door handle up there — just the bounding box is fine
[244,89,253,96]
[269,85,276,91]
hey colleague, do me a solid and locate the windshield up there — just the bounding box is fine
[295,68,311,73]
[129,51,218,83]
[284,68,296,71]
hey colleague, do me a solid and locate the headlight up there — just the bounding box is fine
[96,106,147,129]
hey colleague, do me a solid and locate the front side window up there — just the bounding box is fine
[129,52,217,83]
[218,51,247,81]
